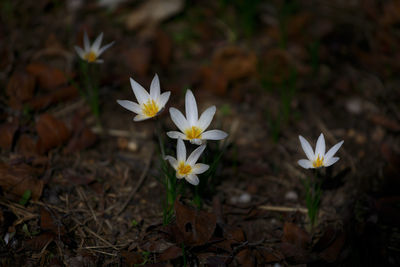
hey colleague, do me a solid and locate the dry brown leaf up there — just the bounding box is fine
[126,0,184,30]
[36,113,70,154]
[0,162,44,201]
[174,198,217,246]
[6,71,35,109]
[25,232,54,251]
[0,120,19,150]
[158,245,183,262]
[154,30,173,67]
[282,222,311,250]
[26,86,78,111]
[26,63,67,90]
[123,46,152,77]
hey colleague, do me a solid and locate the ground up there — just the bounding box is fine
[1,0,400,266]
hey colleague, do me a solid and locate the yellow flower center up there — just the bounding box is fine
[177,162,192,176]
[312,155,324,168]
[84,51,97,62]
[142,99,159,117]
[184,126,202,140]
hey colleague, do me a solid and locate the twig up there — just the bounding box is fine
[116,147,154,216]
[91,127,132,138]
[76,186,98,223]
[258,204,308,214]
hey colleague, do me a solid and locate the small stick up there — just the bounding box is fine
[258,204,308,214]
[76,186,98,223]
[116,147,154,216]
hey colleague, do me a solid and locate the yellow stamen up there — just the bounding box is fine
[185,126,202,140]
[177,162,192,176]
[83,51,97,62]
[142,99,159,117]
[312,155,324,168]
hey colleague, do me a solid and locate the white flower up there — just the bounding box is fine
[164,138,209,185]
[74,32,114,63]
[166,89,228,145]
[298,133,344,169]
[117,74,171,121]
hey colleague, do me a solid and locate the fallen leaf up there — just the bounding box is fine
[122,46,152,77]
[26,86,78,110]
[126,0,184,30]
[174,197,217,246]
[36,113,70,154]
[64,127,97,154]
[121,250,144,266]
[26,63,67,90]
[370,114,400,132]
[0,120,19,150]
[200,66,229,96]
[282,222,311,250]
[6,71,35,109]
[235,248,253,266]
[319,232,346,262]
[154,30,173,67]
[0,162,44,201]
[158,245,182,261]
[15,134,37,155]
[40,208,65,235]
[25,232,54,251]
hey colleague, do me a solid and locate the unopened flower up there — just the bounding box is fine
[165,138,209,185]
[117,74,171,121]
[298,133,344,169]
[75,32,114,63]
[167,89,228,145]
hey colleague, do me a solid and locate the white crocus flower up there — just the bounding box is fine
[164,138,209,185]
[298,133,344,169]
[74,32,114,63]
[167,89,228,145]
[117,74,171,121]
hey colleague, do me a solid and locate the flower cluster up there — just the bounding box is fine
[117,76,228,185]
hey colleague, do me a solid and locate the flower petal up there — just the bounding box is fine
[186,144,206,166]
[150,74,160,100]
[177,138,186,162]
[169,107,189,133]
[97,41,114,56]
[158,91,171,108]
[201,130,228,140]
[299,135,315,161]
[130,77,149,105]
[193,163,209,174]
[298,159,313,169]
[83,31,90,51]
[92,32,103,52]
[74,46,85,58]
[185,89,198,125]
[166,131,187,140]
[190,139,205,145]
[315,133,326,158]
[164,155,178,169]
[133,114,148,121]
[324,157,339,167]
[197,106,216,131]
[116,100,141,114]
[324,140,344,161]
[185,174,199,186]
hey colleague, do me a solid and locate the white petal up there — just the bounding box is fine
[74,46,85,58]
[97,41,114,56]
[315,133,326,159]
[197,106,216,131]
[133,114,148,121]
[130,78,150,105]
[166,131,187,140]
[324,157,339,167]
[192,163,209,174]
[177,138,186,162]
[169,108,189,133]
[190,139,205,145]
[117,100,141,114]
[299,135,315,161]
[164,155,178,169]
[150,74,160,100]
[185,174,199,186]
[84,31,90,51]
[298,159,313,169]
[185,89,198,125]
[324,140,344,161]
[92,32,103,52]
[158,91,170,108]
[201,130,228,140]
[186,144,206,166]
